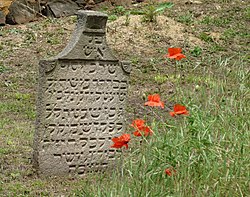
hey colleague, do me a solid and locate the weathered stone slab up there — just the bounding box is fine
[6,0,39,24]
[45,0,79,17]
[33,10,131,176]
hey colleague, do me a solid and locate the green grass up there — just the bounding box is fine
[177,12,194,25]
[200,16,232,27]
[2,55,248,197]
[199,32,214,43]
[0,63,10,73]
[70,56,249,196]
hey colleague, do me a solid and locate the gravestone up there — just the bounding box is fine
[33,10,131,176]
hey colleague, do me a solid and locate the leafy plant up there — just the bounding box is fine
[199,32,213,43]
[177,12,194,25]
[108,14,118,21]
[0,63,9,73]
[124,12,131,26]
[113,6,126,15]
[190,46,202,57]
[154,75,168,84]
[142,2,174,23]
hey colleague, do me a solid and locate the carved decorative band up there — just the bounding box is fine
[120,61,131,74]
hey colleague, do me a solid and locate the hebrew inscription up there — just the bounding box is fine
[33,10,130,176]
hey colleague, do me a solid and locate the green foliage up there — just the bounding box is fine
[209,44,225,52]
[245,7,250,19]
[154,75,167,84]
[107,5,127,21]
[200,16,231,27]
[113,6,126,15]
[124,12,131,26]
[108,14,118,21]
[177,12,194,25]
[76,56,249,196]
[130,56,139,65]
[190,46,202,57]
[142,5,157,23]
[200,32,213,43]
[45,32,61,45]
[222,28,238,40]
[155,2,174,13]
[129,9,145,15]
[7,28,24,35]
[24,31,37,44]
[0,27,6,36]
[0,63,9,73]
[142,2,174,23]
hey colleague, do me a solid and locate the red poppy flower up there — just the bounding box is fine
[111,134,131,149]
[169,104,189,117]
[131,119,153,137]
[133,126,153,137]
[165,168,176,176]
[133,130,143,137]
[164,48,186,60]
[144,94,164,109]
[131,119,145,130]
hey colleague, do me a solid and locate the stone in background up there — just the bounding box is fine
[0,0,14,25]
[6,0,40,24]
[43,0,80,17]
[2,0,144,25]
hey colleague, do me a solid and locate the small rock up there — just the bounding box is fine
[93,0,104,3]
[0,10,5,25]
[45,0,79,17]
[6,0,39,24]
[84,0,95,9]
[0,0,13,15]
[185,0,202,4]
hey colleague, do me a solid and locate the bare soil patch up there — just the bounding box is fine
[107,15,204,58]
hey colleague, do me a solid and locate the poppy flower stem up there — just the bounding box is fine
[121,149,124,175]
[141,133,150,143]
[151,105,170,120]
[175,61,183,86]
[140,104,172,127]
[174,61,177,79]
[119,149,125,176]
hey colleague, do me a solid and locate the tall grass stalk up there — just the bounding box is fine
[72,56,249,196]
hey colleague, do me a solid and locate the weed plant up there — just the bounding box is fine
[71,54,249,196]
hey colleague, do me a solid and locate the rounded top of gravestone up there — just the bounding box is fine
[77,10,108,34]
[46,10,117,61]
[77,10,107,17]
